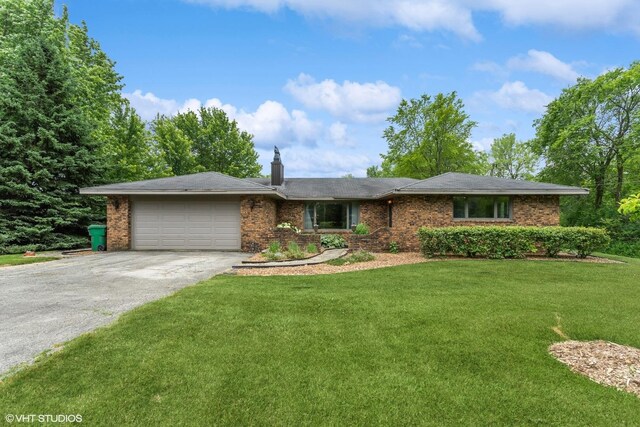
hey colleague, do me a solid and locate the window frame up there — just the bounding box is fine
[304,201,360,231]
[452,196,512,221]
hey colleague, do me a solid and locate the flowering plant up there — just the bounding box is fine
[276,222,301,234]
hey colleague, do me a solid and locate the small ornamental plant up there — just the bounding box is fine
[320,234,348,249]
[285,241,305,259]
[353,223,370,235]
[327,251,375,266]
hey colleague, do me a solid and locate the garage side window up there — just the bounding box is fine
[453,196,511,219]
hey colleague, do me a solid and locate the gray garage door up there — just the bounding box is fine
[131,197,241,250]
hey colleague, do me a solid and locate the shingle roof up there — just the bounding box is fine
[245,178,417,199]
[394,172,589,195]
[79,171,278,195]
[80,171,588,197]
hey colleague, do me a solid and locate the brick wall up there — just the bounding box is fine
[240,195,278,252]
[512,195,560,225]
[240,195,559,252]
[389,195,561,251]
[360,200,389,230]
[276,200,305,229]
[106,193,560,253]
[106,195,130,251]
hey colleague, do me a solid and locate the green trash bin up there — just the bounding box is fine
[88,225,107,251]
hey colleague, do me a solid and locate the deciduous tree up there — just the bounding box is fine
[489,133,538,180]
[534,63,640,210]
[152,107,262,177]
[102,100,168,182]
[378,92,487,179]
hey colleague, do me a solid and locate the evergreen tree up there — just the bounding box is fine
[0,36,101,249]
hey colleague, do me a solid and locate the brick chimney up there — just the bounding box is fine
[271,146,284,186]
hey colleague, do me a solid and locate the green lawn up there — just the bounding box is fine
[1,257,640,425]
[0,254,58,267]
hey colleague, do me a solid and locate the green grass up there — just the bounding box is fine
[0,254,58,267]
[1,257,640,425]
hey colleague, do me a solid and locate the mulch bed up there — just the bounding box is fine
[550,340,640,398]
[244,250,324,263]
[236,252,621,276]
[236,253,427,276]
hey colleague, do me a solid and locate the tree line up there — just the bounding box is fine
[0,0,262,252]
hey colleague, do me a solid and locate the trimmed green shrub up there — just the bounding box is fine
[562,227,611,258]
[306,243,319,254]
[320,234,347,249]
[417,226,610,259]
[353,223,370,235]
[389,241,400,254]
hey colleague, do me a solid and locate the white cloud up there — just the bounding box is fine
[483,0,639,33]
[284,73,402,123]
[184,0,640,38]
[471,60,509,80]
[473,50,581,82]
[394,34,423,49]
[125,90,322,148]
[124,90,180,120]
[472,60,504,74]
[185,0,481,40]
[232,100,321,146]
[479,81,553,113]
[470,137,494,151]
[327,122,357,147]
[274,147,372,177]
[124,91,219,119]
[507,50,580,82]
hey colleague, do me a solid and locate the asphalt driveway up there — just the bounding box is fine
[0,251,247,375]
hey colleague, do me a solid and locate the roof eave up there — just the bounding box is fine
[392,189,589,195]
[284,196,380,201]
[79,189,286,198]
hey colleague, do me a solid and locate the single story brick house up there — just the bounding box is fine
[80,150,588,252]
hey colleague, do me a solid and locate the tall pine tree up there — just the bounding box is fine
[0,36,101,250]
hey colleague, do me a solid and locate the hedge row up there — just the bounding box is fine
[417,226,610,259]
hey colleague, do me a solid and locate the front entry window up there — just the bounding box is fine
[304,202,359,230]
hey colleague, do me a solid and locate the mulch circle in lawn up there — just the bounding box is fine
[550,340,640,398]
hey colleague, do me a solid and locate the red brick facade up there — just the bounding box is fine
[240,196,277,252]
[237,195,560,252]
[386,195,560,251]
[105,194,560,253]
[106,195,130,251]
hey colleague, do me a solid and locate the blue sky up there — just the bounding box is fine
[56,0,640,177]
